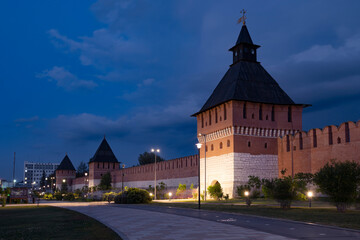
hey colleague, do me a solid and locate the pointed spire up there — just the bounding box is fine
[89,137,118,163]
[236,25,253,45]
[57,154,76,171]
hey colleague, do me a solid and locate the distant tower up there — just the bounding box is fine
[55,154,76,191]
[88,137,120,187]
[192,18,308,197]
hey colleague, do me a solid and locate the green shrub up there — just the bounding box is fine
[314,160,360,212]
[207,182,223,200]
[44,193,53,200]
[102,192,117,203]
[176,183,186,197]
[114,188,151,204]
[63,192,75,201]
[54,191,62,200]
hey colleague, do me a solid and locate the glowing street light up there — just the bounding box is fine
[151,148,160,200]
[168,192,172,201]
[62,179,66,183]
[244,191,249,197]
[307,191,313,208]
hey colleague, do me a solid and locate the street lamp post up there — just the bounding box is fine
[196,143,202,209]
[121,164,125,192]
[151,148,160,200]
[198,133,207,201]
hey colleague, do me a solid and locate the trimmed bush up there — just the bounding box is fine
[207,182,223,200]
[114,188,151,204]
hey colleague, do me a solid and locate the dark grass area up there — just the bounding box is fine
[0,206,121,240]
[151,202,360,230]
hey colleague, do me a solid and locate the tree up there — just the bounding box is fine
[138,152,165,165]
[40,170,46,189]
[0,188,10,207]
[99,172,112,190]
[262,170,307,209]
[61,182,68,194]
[313,160,360,212]
[77,161,89,177]
[207,182,223,200]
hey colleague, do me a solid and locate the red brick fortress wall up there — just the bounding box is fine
[278,120,360,176]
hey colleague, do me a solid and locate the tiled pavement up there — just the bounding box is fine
[54,203,293,240]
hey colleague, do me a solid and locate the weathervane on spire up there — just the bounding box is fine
[237,9,247,25]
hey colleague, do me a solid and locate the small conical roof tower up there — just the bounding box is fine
[89,137,118,163]
[56,154,76,171]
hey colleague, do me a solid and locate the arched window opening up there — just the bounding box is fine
[259,105,263,120]
[271,106,275,121]
[243,103,247,119]
[211,144,214,151]
[337,137,341,144]
[220,142,223,149]
[288,106,292,122]
[209,111,212,126]
[248,141,251,147]
[227,140,230,147]
[264,143,268,149]
[224,104,227,120]
[215,108,218,123]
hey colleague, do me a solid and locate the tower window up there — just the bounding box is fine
[209,111,212,125]
[251,49,255,54]
[201,114,204,128]
[271,106,275,121]
[337,137,341,144]
[248,141,251,147]
[215,108,218,123]
[299,132,303,150]
[243,103,247,119]
[288,106,292,122]
[286,135,290,152]
[227,140,230,147]
[259,105,263,120]
[266,115,268,120]
[224,104,227,120]
[264,143,267,149]
[252,113,254,119]
[220,142,223,149]
[211,144,214,151]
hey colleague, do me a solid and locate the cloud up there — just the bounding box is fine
[50,97,198,142]
[14,116,39,123]
[48,28,145,69]
[37,66,97,90]
[291,34,360,63]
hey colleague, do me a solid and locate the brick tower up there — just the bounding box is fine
[88,137,120,187]
[55,154,76,191]
[192,23,308,198]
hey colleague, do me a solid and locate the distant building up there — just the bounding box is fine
[0,178,11,188]
[24,161,59,187]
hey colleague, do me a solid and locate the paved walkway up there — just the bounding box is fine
[47,202,293,240]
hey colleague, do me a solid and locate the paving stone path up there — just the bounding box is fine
[51,202,293,240]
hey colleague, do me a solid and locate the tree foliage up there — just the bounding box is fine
[77,161,89,177]
[114,188,152,204]
[313,160,360,212]
[138,152,165,165]
[99,172,112,190]
[262,170,308,209]
[40,170,46,189]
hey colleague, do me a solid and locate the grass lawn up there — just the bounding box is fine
[0,206,121,240]
[151,201,360,230]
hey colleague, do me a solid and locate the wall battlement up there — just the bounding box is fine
[278,120,360,175]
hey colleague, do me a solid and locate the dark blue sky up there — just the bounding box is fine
[1,1,360,180]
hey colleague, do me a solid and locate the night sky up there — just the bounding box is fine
[1,1,360,181]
